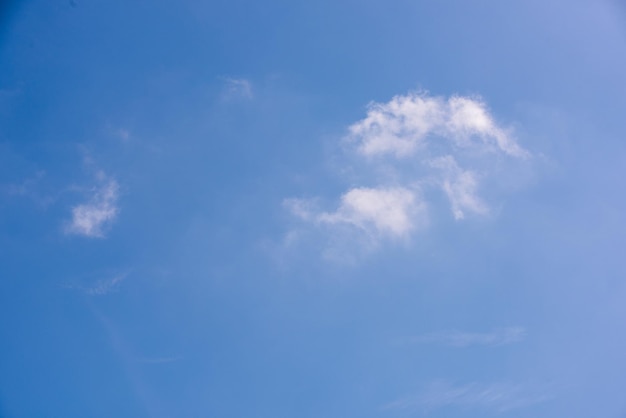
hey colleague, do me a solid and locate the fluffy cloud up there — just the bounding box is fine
[348,92,528,159]
[287,187,426,239]
[285,90,529,250]
[348,93,443,157]
[66,177,119,238]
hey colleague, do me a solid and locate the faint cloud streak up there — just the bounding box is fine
[84,272,128,296]
[405,327,527,347]
[61,271,130,296]
[137,356,182,364]
[386,380,551,414]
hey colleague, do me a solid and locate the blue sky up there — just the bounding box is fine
[1,0,626,416]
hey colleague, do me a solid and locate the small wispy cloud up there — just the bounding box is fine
[61,271,129,296]
[65,173,119,238]
[284,90,531,255]
[222,77,253,100]
[404,327,527,347]
[430,156,488,220]
[84,272,128,296]
[386,380,551,414]
[115,128,131,141]
[4,170,45,197]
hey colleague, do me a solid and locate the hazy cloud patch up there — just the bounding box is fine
[65,173,119,238]
[222,77,253,100]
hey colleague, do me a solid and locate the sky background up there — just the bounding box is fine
[1,0,626,417]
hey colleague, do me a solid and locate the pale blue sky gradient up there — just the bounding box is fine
[1,1,626,417]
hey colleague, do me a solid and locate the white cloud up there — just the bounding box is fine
[285,90,530,254]
[387,380,551,413]
[348,93,444,158]
[446,96,527,158]
[287,187,427,240]
[66,176,119,238]
[405,327,527,347]
[348,92,528,159]
[318,187,425,238]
